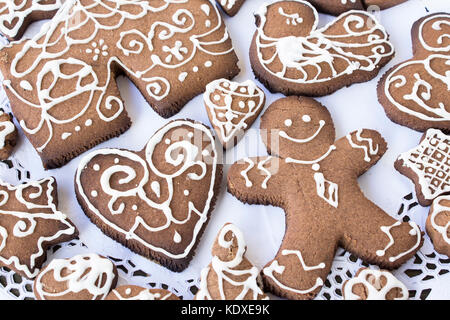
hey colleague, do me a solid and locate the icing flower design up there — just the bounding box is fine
[162,40,189,63]
[86,39,109,61]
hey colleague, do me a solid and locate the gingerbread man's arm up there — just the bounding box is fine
[227,156,288,208]
[328,129,388,177]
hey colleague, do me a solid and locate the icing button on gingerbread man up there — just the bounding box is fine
[227,96,423,300]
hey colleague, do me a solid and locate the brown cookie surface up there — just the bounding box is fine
[0,111,17,160]
[34,253,118,300]
[250,0,394,97]
[378,13,450,133]
[342,268,409,300]
[0,0,62,40]
[0,177,78,279]
[427,195,450,257]
[216,0,246,16]
[195,223,268,300]
[227,96,423,300]
[75,120,222,272]
[106,285,179,300]
[395,129,450,207]
[204,79,266,149]
[305,0,407,15]
[0,0,239,169]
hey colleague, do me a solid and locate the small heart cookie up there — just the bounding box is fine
[204,79,265,149]
[75,120,222,272]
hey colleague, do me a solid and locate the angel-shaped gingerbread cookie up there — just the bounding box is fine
[227,96,423,300]
[378,13,450,132]
[0,0,238,169]
[195,223,268,300]
[0,0,62,41]
[250,0,394,97]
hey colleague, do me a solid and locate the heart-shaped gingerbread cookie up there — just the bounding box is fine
[75,120,222,272]
[204,79,265,149]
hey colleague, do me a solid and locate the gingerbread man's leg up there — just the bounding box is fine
[261,210,338,300]
[340,188,423,269]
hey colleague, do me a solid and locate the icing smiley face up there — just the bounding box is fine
[260,96,335,162]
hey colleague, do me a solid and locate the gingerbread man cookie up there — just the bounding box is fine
[0,0,62,41]
[250,0,394,97]
[0,111,17,160]
[305,0,408,16]
[0,177,78,279]
[227,96,423,300]
[204,79,266,149]
[343,268,409,300]
[106,285,179,300]
[195,223,268,300]
[378,13,450,133]
[216,0,246,17]
[395,129,450,207]
[0,0,239,169]
[75,120,222,272]
[427,196,450,257]
[34,253,118,300]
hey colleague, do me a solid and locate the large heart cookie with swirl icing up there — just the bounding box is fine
[75,120,222,272]
[378,13,450,132]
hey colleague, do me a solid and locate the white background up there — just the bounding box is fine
[0,0,449,300]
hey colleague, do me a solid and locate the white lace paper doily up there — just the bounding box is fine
[0,0,449,300]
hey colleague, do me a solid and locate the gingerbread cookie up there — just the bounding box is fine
[106,285,179,300]
[395,129,450,207]
[0,0,62,41]
[249,0,394,97]
[34,253,118,300]
[343,268,409,300]
[75,120,222,272]
[204,79,265,149]
[378,13,450,133]
[305,0,408,16]
[427,195,450,257]
[0,0,239,169]
[227,96,423,300]
[0,177,78,279]
[216,0,246,17]
[0,111,17,160]
[195,223,268,300]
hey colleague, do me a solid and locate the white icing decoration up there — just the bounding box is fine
[219,0,237,10]
[263,249,325,295]
[19,80,32,91]
[280,120,325,144]
[75,120,218,259]
[173,231,182,243]
[376,221,421,262]
[344,269,408,300]
[112,287,173,300]
[285,145,336,164]
[0,112,15,150]
[34,253,115,300]
[313,172,339,208]
[429,195,450,245]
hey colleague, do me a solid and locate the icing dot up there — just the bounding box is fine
[125,288,131,295]
[93,164,100,171]
[202,149,209,156]
[85,119,92,126]
[61,132,71,140]
[173,231,182,243]
[214,95,221,101]
[248,101,256,109]
[239,87,246,93]
[302,115,311,122]
[75,126,81,132]
[91,190,98,197]
[132,205,137,211]
[312,164,320,171]
[193,66,199,72]
[204,61,212,67]
[284,119,292,127]
[165,138,171,144]
[238,101,245,108]
[178,72,188,82]
[114,158,119,164]
[19,80,32,91]
[205,20,211,27]
[184,190,189,196]
[188,132,194,138]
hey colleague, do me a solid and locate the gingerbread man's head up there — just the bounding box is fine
[260,96,335,162]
